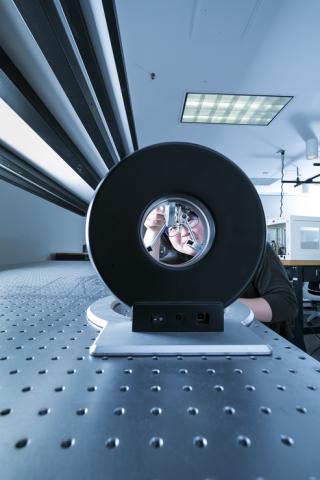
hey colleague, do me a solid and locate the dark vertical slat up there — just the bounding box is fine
[102,0,139,151]
[60,0,134,158]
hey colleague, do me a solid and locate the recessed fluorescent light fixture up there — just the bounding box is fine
[181,93,293,125]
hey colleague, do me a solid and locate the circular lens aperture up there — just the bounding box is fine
[141,196,215,268]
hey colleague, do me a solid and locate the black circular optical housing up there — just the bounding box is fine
[86,142,266,307]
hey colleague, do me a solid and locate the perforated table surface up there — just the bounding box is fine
[0,262,319,480]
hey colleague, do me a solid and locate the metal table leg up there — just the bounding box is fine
[292,266,307,351]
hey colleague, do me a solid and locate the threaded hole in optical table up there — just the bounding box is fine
[187,407,199,415]
[105,437,120,449]
[61,438,75,449]
[281,435,294,446]
[76,408,88,416]
[55,386,65,392]
[296,406,307,414]
[277,385,286,391]
[234,369,243,374]
[214,385,224,392]
[260,406,272,415]
[224,406,235,415]
[245,385,256,392]
[179,368,188,374]
[150,407,162,416]
[0,408,11,416]
[183,385,193,392]
[151,385,161,392]
[38,408,50,416]
[113,407,125,416]
[193,436,207,448]
[15,438,29,449]
[22,386,32,393]
[149,437,164,448]
[237,435,251,447]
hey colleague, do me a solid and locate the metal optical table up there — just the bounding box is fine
[0,262,320,480]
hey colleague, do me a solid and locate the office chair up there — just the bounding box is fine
[304,281,320,324]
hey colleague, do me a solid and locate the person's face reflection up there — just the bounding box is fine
[168,218,204,256]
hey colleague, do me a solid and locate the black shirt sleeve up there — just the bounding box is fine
[242,244,298,325]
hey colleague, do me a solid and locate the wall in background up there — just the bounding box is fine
[0,180,86,267]
[260,194,320,220]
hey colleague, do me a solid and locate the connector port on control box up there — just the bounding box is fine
[196,313,209,325]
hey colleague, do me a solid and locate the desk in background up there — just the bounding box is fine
[282,260,320,350]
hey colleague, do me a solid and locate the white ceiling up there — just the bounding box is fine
[115,0,320,194]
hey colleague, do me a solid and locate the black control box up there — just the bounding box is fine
[132,301,224,332]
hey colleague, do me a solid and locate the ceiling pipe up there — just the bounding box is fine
[306,137,318,160]
[79,0,134,156]
[0,0,108,178]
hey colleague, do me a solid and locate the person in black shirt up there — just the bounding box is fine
[143,207,298,338]
[239,243,297,339]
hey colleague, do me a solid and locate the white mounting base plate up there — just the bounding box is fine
[87,297,271,356]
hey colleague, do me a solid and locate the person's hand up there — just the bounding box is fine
[144,206,166,233]
[143,206,166,258]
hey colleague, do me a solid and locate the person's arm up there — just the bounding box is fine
[238,297,272,322]
[143,228,161,259]
[143,207,166,260]
[239,244,298,324]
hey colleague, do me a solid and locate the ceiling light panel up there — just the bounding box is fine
[181,93,293,125]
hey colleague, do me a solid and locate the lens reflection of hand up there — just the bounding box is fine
[144,206,165,232]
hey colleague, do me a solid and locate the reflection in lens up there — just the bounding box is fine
[168,215,199,237]
[141,197,214,267]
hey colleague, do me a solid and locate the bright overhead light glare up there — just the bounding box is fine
[0,99,94,203]
[181,93,293,125]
